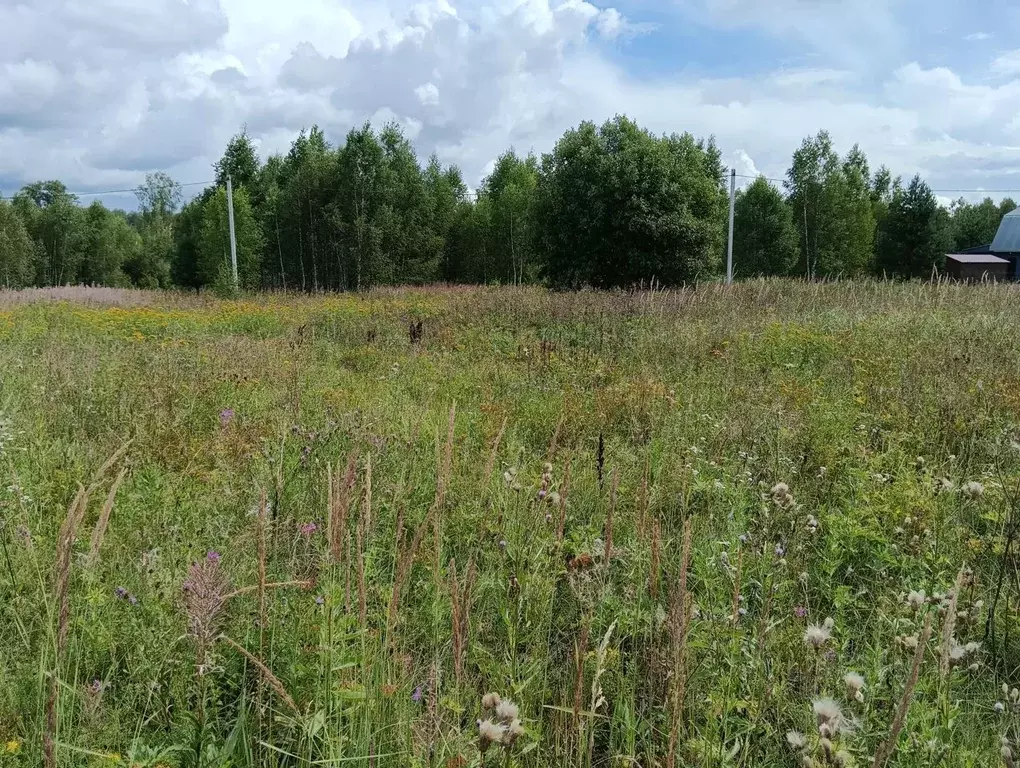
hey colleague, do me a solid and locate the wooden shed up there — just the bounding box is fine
[945,253,1011,282]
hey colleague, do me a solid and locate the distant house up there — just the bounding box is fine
[945,207,1020,280]
[945,253,1010,282]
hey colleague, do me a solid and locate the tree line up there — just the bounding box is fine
[0,119,1014,292]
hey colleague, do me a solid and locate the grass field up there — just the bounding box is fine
[2,281,1020,767]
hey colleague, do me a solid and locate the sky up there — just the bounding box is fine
[3,0,1020,209]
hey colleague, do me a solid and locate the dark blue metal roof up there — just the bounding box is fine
[991,208,1020,253]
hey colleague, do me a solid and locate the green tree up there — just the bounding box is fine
[875,175,951,278]
[12,181,84,285]
[732,177,799,277]
[129,173,182,287]
[198,186,264,290]
[537,116,726,288]
[0,198,35,288]
[482,151,539,284]
[949,197,1014,250]
[214,129,261,192]
[786,132,875,277]
[78,202,139,286]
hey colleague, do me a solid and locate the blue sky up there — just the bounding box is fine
[2,0,1020,208]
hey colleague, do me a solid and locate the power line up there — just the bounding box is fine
[733,172,1020,194]
[68,180,215,198]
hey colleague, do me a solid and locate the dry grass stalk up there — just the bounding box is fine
[328,454,358,563]
[218,635,299,716]
[362,454,373,539]
[940,568,965,679]
[637,452,650,539]
[449,558,477,689]
[387,499,435,638]
[356,517,367,629]
[730,548,744,622]
[666,518,694,768]
[871,611,933,768]
[222,580,312,600]
[649,518,661,599]
[183,556,231,671]
[86,467,127,566]
[557,457,572,543]
[480,417,508,495]
[546,417,564,463]
[605,468,619,566]
[572,620,590,724]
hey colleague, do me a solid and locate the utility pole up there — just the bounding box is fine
[226,175,238,287]
[726,168,736,284]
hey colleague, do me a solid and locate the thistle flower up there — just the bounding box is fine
[481,692,501,710]
[963,481,984,499]
[834,751,851,767]
[844,671,865,697]
[813,698,844,734]
[495,699,519,722]
[794,606,808,618]
[804,623,832,649]
[906,590,926,610]
[898,633,919,651]
[504,718,525,746]
[477,719,505,752]
[996,701,1006,713]
[786,731,806,750]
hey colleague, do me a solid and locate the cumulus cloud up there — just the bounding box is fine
[1,0,1020,205]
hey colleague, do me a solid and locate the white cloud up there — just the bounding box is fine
[964,32,991,41]
[1,0,1020,208]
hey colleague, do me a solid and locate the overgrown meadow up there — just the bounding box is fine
[2,282,1020,767]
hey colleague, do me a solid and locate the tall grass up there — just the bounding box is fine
[0,280,1019,766]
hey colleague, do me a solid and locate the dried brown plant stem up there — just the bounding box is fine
[666,518,694,768]
[328,453,357,564]
[218,635,299,716]
[649,518,661,599]
[604,468,619,566]
[86,467,127,566]
[480,417,507,496]
[449,559,476,690]
[557,457,571,543]
[572,620,590,745]
[872,611,934,768]
[222,581,312,601]
[940,568,965,679]
[546,417,564,463]
[637,451,650,539]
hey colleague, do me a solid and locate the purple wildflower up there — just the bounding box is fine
[315,595,325,606]
[825,650,837,663]
[774,544,785,557]
[794,606,808,619]
[89,679,102,694]
[300,522,318,537]
[128,595,138,606]
[498,539,507,551]
[219,408,235,427]
[538,489,547,499]
[115,586,128,600]
[411,685,423,703]
[206,551,221,563]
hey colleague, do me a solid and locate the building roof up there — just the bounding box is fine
[991,208,1020,253]
[946,253,1010,264]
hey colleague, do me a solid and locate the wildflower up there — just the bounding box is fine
[804,624,832,649]
[771,482,795,508]
[823,617,834,630]
[478,719,505,752]
[786,731,806,750]
[482,692,501,710]
[996,701,1006,713]
[547,491,561,506]
[906,589,926,609]
[794,606,808,619]
[834,751,851,767]
[737,607,747,617]
[774,544,785,557]
[898,634,919,651]
[813,697,844,734]
[844,671,865,695]
[5,740,20,754]
[963,480,984,499]
[206,551,221,563]
[299,522,318,537]
[498,539,507,551]
[219,408,235,427]
[114,586,128,600]
[128,594,138,606]
[504,718,526,746]
[738,533,749,544]
[315,596,325,606]
[495,699,519,722]
[411,685,422,703]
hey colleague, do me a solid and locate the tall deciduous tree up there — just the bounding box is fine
[129,173,182,287]
[732,177,799,277]
[78,202,139,286]
[875,175,951,278]
[198,186,264,290]
[0,198,35,288]
[786,132,875,277]
[537,116,726,288]
[12,181,84,285]
[949,197,1015,250]
[214,129,261,192]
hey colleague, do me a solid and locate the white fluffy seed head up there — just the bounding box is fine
[478,719,506,749]
[906,590,926,609]
[786,731,806,750]
[804,624,832,649]
[495,699,519,722]
[481,692,501,710]
[813,698,843,729]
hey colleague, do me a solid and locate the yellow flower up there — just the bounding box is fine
[105,752,121,762]
[5,739,20,753]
